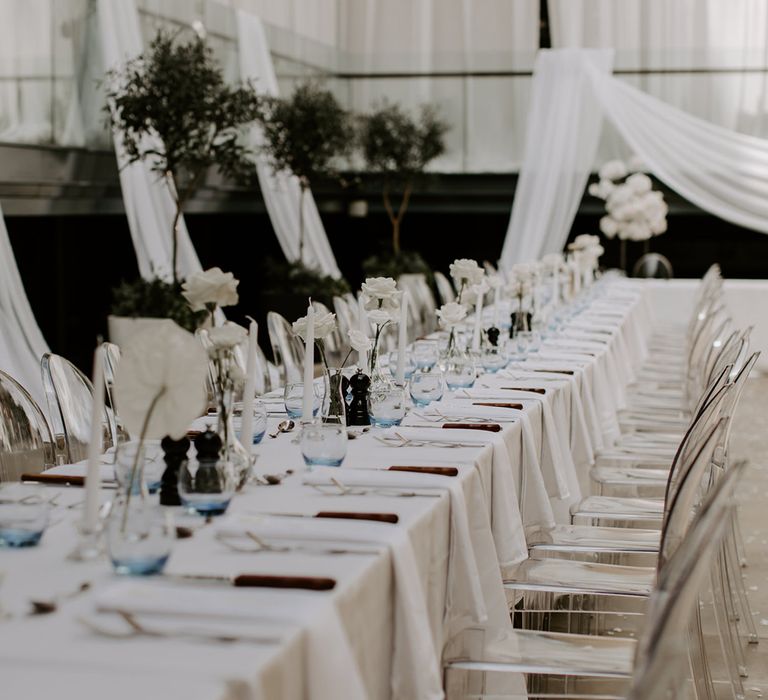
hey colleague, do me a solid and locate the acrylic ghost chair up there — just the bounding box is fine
[266,311,305,386]
[434,271,457,305]
[503,415,739,696]
[0,370,55,482]
[41,353,112,464]
[443,453,745,700]
[100,342,130,448]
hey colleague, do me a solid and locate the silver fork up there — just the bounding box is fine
[215,531,383,556]
[78,611,281,645]
[308,482,442,498]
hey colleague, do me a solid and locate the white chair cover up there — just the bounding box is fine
[236,10,342,279]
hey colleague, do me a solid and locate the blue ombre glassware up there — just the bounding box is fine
[300,420,348,468]
[0,502,48,547]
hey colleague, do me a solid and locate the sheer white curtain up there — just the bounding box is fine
[340,0,539,171]
[549,0,768,158]
[0,0,85,146]
[235,10,342,278]
[97,0,202,281]
[0,204,49,405]
[500,49,613,268]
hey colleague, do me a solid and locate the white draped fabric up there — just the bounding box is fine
[97,0,202,281]
[500,49,613,267]
[0,204,49,405]
[235,10,342,278]
[502,46,768,267]
[590,66,768,235]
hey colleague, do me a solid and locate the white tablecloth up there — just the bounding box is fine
[0,276,653,700]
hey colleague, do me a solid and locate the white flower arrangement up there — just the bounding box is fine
[208,321,248,350]
[436,301,467,329]
[506,262,536,303]
[590,158,668,242]
[361,276,401,318]
[449,258,485,307]
[292,312,337,341]
[182,267,239,312]
[347,329,372,354]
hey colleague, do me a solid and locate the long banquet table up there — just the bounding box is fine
[0,276,656,700]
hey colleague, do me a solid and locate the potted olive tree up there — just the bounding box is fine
[357,101,448,277]
[253,80,353,316]
[104,30,260,342]
[255,80,351,265]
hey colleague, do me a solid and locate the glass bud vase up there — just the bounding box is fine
[323,368,348,425]
[441,329,476,390]
[216,386,252,490]
[107,486,173,576]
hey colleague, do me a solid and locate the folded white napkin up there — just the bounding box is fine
[96,581,368,700]
[44,462,115,480]
[212,506,443,700]
[304,467,487,626]
[414,400,523,422]
[214,513,390,549]
[383,426,499,445]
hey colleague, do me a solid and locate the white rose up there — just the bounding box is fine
[347,329,372,353]
[650,218,668,235]
[361,277,398,300]
[626,172,652,195]
[461,278,491,307]
[599,216,619,238]
[449,258,484,287]
[208,321,248,349]
[598,159,628,182]
[292,312,337,340]
[606,183,632,210]
[588,179,615,200]
[436,302,467,328]
[367,308,394,326]
[572,234,600,250]
[182,267,239,311]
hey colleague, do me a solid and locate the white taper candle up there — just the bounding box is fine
[396,291,408,385]
[302,302,315,421]
[493,284,501,328]
[240,319,258,448]
[84,345,105,532]
[357,294,367,368]
[472,291,484,352]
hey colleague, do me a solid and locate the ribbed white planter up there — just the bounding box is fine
[107,316,180,348]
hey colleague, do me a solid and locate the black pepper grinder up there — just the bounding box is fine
[159,435,189,506]
[191,428,223,493]
[347,369,371,426]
